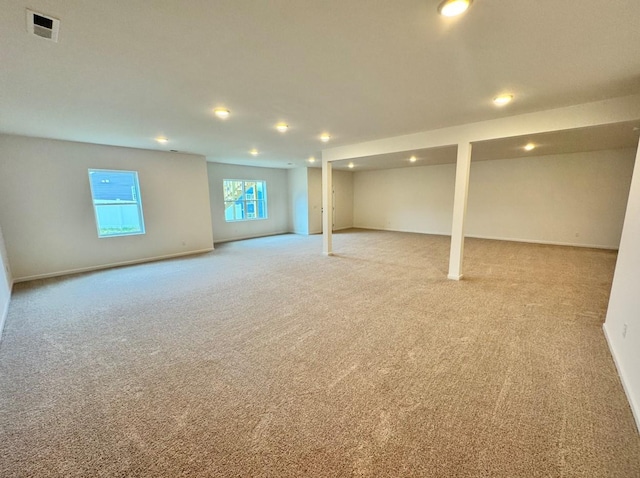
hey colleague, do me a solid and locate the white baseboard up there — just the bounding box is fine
[447,274,463,281]
[466,234,618,250]
[352,226,618,250]
[352,225,450,237]
[214,230,290,244]
[13,248,214,283]
[603,323,640,434]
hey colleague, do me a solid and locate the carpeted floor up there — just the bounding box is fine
[0,230,638,477]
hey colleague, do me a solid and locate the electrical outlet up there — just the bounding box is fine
[622,323,628,338]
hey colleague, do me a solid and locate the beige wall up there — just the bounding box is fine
[288,168,309,235]
[604,143,640,432]
[306,168,353,234]
[308,168,323,234]
[466,149,635,248]
[332,170,354,231]
[0,224,11,337]
[0,134,213,281]
[207,162,289,243]
[354,163,455,235]
[353,149,635,249]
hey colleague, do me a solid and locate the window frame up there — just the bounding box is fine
[223,179,268,222]
[88,169,146,238]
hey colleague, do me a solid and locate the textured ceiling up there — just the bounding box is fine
[1,0,639,168]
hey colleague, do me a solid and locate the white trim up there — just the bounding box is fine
[13,248,214,283]
[213,230,290,244]
[447,274,463,281]
[351,226,618,250]
[603,323,640,434]
[352,225,451,236]
[465,234,618,250]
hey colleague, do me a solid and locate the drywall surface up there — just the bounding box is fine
[353,149,634,248]
[288,168,309,235]
[0,134,213,281]
[0,224,12,338]
[467,149,635,249]
[353,163,456,235]
[308,168,323,234]
[332,170,354,231]
[208,162,289,242]
[604,143,640,432]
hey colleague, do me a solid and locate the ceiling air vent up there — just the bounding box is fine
[26,9,60,42]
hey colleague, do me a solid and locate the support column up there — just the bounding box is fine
[448,142,472,280]
[322,159,333,255]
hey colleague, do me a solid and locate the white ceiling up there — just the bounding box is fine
[1,0,639,169]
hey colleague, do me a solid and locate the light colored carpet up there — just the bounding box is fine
[0,229,638,477]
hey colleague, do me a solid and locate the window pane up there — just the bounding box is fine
[224,201,235,221]
[89,169,145,237]
[245,181,256,200]
[90,170,138,202]
[223,180,243,202]
[257,200,266,219]
[95,204,143,236]
[246,201,257,218]
[234,202,245,220]
[223,179,267,222]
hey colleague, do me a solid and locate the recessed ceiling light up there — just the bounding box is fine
[320,133,331,143]
[493,94,513,106]
[348,162,355,169]
[250,149,259,156]
[276,123,289,133]
[214,108,230,119]
[155,137,168,144]
[438,0,473,17]
[308,157,316,163]
[524,143,535,151]
[409,156,417,163]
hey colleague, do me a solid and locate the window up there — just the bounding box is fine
[88,169,145,237]
[223,179,267,222]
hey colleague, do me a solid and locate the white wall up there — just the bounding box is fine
[0,134,214,281]
[604,143,640,432]
[332,170,354,231]
[288,168,309,235]
[0,224,12,339]
[467,149,635,248]
[353,149,635,248]
[354,163,456,235]
[208,163,289,242]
